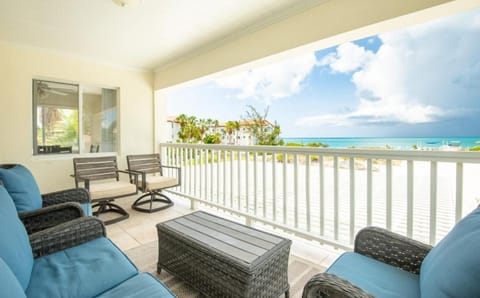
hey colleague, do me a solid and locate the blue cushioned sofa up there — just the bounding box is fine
[302,207,480,298]
[0,186,175,298]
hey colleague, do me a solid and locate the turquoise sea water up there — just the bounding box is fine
[283,137,480,149]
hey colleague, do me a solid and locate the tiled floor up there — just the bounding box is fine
[104,194,343,297]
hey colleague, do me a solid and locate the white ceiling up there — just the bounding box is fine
[0,0,326,70]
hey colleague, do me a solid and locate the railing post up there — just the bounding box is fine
[430,161,438,245]
[190,199,197,210]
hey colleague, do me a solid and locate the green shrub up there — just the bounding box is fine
[306,142,329,148]
[285,142,302,147]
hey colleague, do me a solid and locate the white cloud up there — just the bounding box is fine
[319,42,374,73]
[297,99,443,127]
[215,53,317,103]
[299,10,480,128]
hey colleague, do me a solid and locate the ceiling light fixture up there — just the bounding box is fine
[112,0,143,8]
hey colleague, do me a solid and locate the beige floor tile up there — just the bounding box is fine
[109,230,141,251]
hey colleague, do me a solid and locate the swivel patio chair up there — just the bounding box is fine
[302,206,480,298]
[126,154,180,213]
[0,164,91,231]
[72,156,138,225]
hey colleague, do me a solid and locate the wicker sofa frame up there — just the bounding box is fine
[19,202,85,234]
[302,226,433,297]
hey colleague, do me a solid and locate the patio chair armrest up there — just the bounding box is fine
[354,226,432,274]
[19,202,84,234]
[159,165,181,185]
[159,165,180,170]
[302,273,374,298]
[42,187,91,206]
[29,216,106,258]
[117,169,136,176]
[118,169,140,187]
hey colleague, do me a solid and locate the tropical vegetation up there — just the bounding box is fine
[174,105,284,145]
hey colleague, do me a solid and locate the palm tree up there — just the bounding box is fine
[225,121,236,145]
[232,121,240,145]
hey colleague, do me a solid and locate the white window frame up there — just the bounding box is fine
[32,77,120,157]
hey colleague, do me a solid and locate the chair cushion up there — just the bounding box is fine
[140,176,178,191]
[0,187,33,291]
[80,202,93,216]
[0,258,27,298]
[89,180,136,200]
[0,165,42,212]
[96,273,176,298]
[26,237,138,298]
[327,252,420,298]
[420,207,480,297]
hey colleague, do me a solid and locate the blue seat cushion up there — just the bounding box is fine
[81,202,93,216]
[327,252,420,298]
[420,207,480,297]
[26,237,138,298]
[0,165,42,212]
[0,187,33,291]
[97,273,176,298]
[0,258,27,298]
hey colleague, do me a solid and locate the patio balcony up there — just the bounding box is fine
[158,143,480,250]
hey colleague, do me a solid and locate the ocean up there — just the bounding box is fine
[282,137,480,149]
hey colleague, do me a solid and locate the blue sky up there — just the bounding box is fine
[168,9,480,138]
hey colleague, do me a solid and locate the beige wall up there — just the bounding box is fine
[0,43,154,192]
[154,0,480,90]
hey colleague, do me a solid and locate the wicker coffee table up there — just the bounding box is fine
[156,211,292,297]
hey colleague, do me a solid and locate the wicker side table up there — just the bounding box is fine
[157,211,291,298]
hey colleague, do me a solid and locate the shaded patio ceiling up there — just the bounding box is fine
[0,0,326,70]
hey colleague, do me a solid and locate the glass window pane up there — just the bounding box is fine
[33,80,79,154]
[82,87,118,153]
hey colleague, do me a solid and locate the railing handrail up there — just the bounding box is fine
[159,142,480,163]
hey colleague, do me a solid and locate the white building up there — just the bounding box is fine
[167,116,274,145]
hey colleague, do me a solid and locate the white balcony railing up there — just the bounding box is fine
[159,143,480,250]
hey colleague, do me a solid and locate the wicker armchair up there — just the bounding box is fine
[0,164,92,217]
[303,227,432,298]
[304,205,480,298]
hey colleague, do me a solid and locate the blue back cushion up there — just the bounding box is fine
[0,258,27,298]
[0,164,42,212]
[0,187,33,290]
[420,208,480,297]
